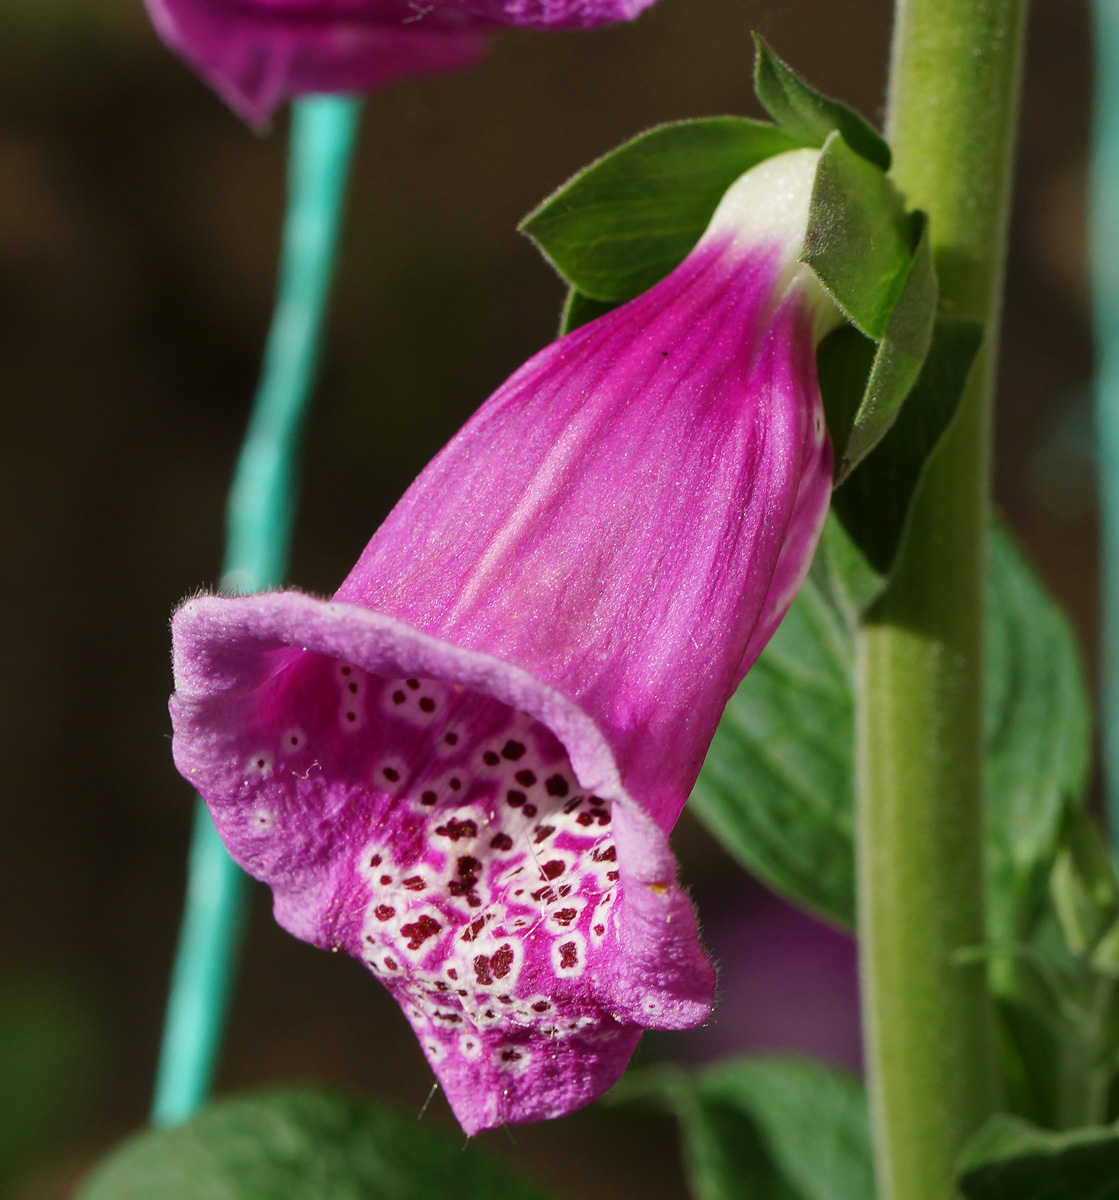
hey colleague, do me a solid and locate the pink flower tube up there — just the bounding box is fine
[170,148,838,1133]
[145,0,657,125]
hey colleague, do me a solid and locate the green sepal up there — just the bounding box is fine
[73,1088,558,1200]
[753,34,891,171]
[823,317,983,615]
[958,1114,1119,1200]
[691,520,1092,939]
[802,132,916,340]
[560,288,618,335]
[520,117,800,303]
[610,1056,875,1200]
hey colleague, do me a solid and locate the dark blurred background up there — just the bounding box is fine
[0,0,1093,1195]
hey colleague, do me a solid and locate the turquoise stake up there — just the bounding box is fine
[1093,1,1119,851]
[152,95,361,1127]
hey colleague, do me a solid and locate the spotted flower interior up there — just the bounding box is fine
[230,650,643,1126]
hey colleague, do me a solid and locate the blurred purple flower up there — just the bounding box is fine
[169,148,837,1133]
[145,0,658,125]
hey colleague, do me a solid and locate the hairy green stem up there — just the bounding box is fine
[856,3,1027,1197]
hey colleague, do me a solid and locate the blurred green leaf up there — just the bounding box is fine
[559,288,618,334]
[752,35,891,172]
[75,1088,558,1200]
[958,1114,1119,1199]
[691,520,1091,938]
[0,981,97,1190]
[612,1056,874,1200]
[690,565,856,927]
[520,117,800,302]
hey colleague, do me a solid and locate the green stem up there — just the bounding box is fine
[857,3,1027,1198]
[151,95,361,1128]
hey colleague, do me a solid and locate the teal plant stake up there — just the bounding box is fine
[1093,0,1119,851]
[151,94,361,1127]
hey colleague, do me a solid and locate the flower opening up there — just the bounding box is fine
[170,147,839,1133]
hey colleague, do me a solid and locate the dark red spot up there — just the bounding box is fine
[598,813,612,825]
[594,924,605,936]
[501,740,526,761]
[593,846,616,862]
[435,981,448,991]
[483,750,500,766]
[290,735,300,746]
[436,1012,462,1023]
[436,817,477,841]
[490,832,513,851]
[491,944,514,979]
[445,732,459,745]
[384,956,398,970]
[559,942,578,968]
[345,711,356,723]
[533,825,556,843]
[374,904,395,921]
[348,681,358,694]
[462,917,486,942]
[400,914,442,950]
[379,874,392,885]
[447,968,458,980]
[563,797,583,814]
[340,666,352,676]
[449,777,462,791]
[383,767,400,782]
[407,679,420,690]
[532,886,557,903]
[532,1001,550,1013]
[369,854,382,867]
[403,875,426,891]
[506,790,526,807]
[514,770,537,787]
[392,691,406,704]
[590,795,606,805]
[499,994,513,1004]
[501,1049,522,1062]
[607,871,619,881]
[523,804,538,817]
[421,790,438,806]
[576,812,595,826]
[467,894,482,907]
[557,885,571,897]
[420,697,435,713]
[545,774,569,797]
[474,955,493,985]
[458,855,481,875]
[541,860,564,880]
[554,907,577,926]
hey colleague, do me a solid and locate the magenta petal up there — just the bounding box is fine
[145,0,488,125]
[144,0,656,124]
[170,150,835,1134]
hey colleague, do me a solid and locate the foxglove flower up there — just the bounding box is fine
[170,147,839,1133]
[145,0,657,126]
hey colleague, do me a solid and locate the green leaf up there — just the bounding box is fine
[984,524,1092,946]
[689,565,857,927]
[691,519,1091,937]
[612,1056,875,1200]
[559,288,618,335]
[958,1114,1119,1200]
[74,1088,558,1200]
[0,981,97,1190]
[825,317,983,614]
[802,133,916,342]
[520,117,800,302]
[752,36,891,172]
